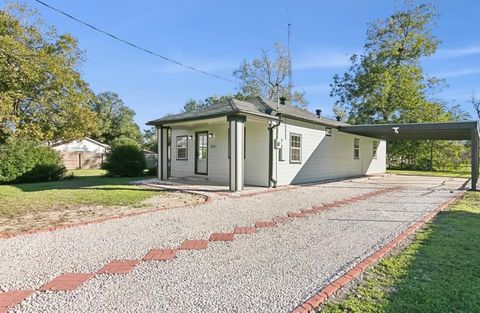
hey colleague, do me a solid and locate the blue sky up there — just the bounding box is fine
[19,0,480,127]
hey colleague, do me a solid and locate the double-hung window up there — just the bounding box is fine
[176,135,188,160]
[290,133,302,163]
[354,138,360,159]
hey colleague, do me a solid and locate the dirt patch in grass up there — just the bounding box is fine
[0,191,205,234]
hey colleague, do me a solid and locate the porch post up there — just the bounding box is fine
[471,128,479,190]
[228,115,246,192]
[157,126,169,181]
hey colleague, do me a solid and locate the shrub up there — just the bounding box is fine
[16,146,67,183]
[0,139,66,183]
[147,167,157,176]
[103,143,146,177]
[0,139,35,183]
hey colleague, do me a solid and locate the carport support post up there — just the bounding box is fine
[472,128,479,190]
[157,126,169,181]
[228,115,246,192]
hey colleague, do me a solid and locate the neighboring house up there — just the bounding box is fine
[147,97,387,191]
[52,138,109,169]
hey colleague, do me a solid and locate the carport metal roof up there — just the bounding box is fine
[339,121,479,141]
[339,121,480,190]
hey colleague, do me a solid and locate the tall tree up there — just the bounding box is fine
[0,3,97,143]
[142,126,157,152]
[182,93,246,112]
[472,92,480,120]
[233,43,308,109]
[331,2,442,124]
[330,1,470,171]
[89,92,141,145]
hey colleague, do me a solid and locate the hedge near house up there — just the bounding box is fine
[0,140,66,183]
[0,139,35,183]
[103,143,146,177]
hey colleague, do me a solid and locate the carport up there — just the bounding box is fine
[339,121,480,190]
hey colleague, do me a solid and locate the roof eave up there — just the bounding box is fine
[278,113,346,128]
[146,109,277,126]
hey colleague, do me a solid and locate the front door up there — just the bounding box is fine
[195,132,208,175]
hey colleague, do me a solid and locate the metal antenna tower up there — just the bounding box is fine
[287,22,293,102]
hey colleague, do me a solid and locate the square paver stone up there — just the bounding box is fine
[143,249,177,261]
[255,221,276,228]
[0,290,34,312]
[179,240,209,250]
[39,273,94,291]
[233,227,257,234]
[209,233,235,241]
[97,260,140,274]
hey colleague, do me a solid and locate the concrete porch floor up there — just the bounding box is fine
[136,177,280,197]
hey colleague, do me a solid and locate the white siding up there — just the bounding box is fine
[169,119,270,187]
[170,124,229,183]
[275,119,386,185]
[52,139,107,154]
[167,117,386,188]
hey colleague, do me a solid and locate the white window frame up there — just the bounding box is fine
[354,138,360,160]
[290,133,302,163]
[176,135,188,160]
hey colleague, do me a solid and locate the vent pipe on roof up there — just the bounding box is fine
[336,115,342,122]
[316,109,322,118]
[279,96,287,105]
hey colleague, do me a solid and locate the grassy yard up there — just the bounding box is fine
[68,169,108,176]
[387,169,471,178]
[320,191,480,313]
[0,170,160,218]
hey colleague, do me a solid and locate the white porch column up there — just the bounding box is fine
[157,126,169,181]
[228,115,246,192]
[472,128,479,190]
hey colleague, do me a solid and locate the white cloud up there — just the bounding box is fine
[435,46,480,59]
[294,50,353,70]
[435,68,480,78]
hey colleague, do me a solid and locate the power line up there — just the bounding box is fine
[32,0,235,83]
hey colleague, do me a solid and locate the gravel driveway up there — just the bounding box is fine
[0,175,467,313]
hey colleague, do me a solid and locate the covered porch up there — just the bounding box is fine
[155,114,273,192]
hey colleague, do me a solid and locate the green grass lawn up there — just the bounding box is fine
[0,171,159,218]
[68,169,107,177]
[387,169,471,178]
[320,191,480,313]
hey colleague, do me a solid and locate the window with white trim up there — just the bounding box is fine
[290,133,302,163]
[176,135,188,160]
[354,138,360,159]
[373,141,378,159]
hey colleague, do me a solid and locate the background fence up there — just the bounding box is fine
[61,152,105,169]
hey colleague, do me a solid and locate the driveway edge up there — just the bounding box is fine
[0,192,211,240]
[291,190,466,313]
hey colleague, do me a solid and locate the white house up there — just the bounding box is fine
[147,97,386,191]
[52,137,109,154]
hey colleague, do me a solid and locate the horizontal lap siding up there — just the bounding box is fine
[170,125,229,183]
[276,119,386,185]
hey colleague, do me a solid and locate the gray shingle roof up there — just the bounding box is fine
[146,97,347,128]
